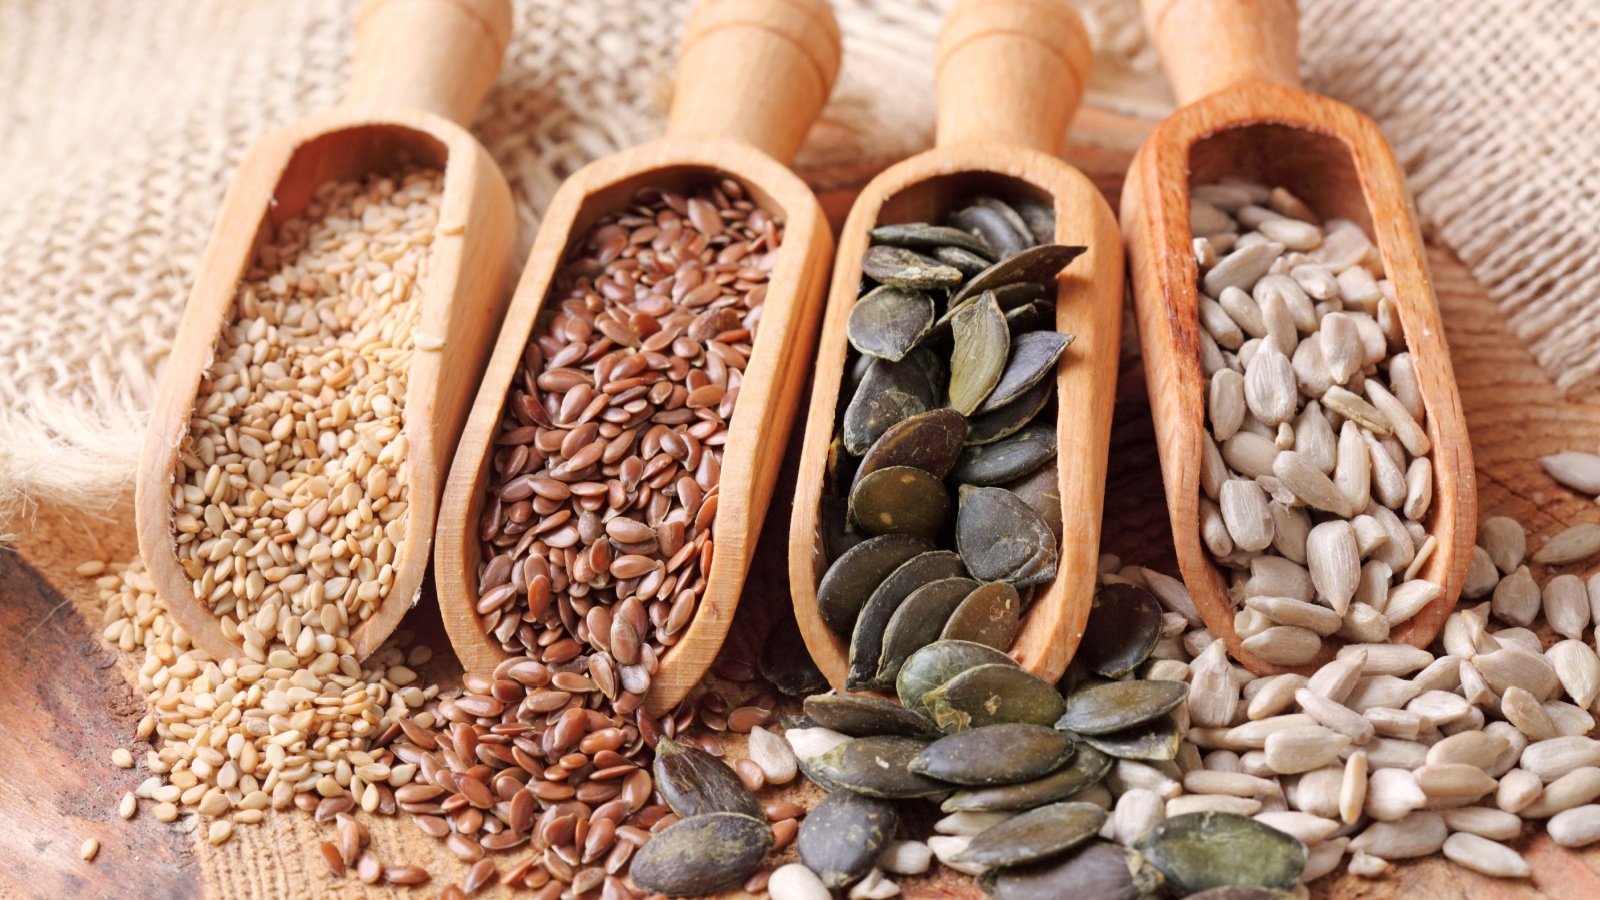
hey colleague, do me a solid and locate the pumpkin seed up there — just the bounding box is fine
[803,693,941,738]
[949,294,1011,415]
[950,202,1031,259]
[797,790,901,889]
[936,244,995,276]
[842,350,943,454]
[956,801,1108,867]
[817,534,935,634]
[810,735,946,799]
[1013,198,1057,247]
[978,331,1073,414]
[943,745,1113,812]
[853,408,968,488]
[1058,680,1189,735]
[939,581,1022,648]
[1006,301,1057,335]
[1080,716,1182,761]
[652,738,763,821]
[981,841,1165,900]
[957,486,1059,587]
[1075,584,1165,678]
[966,378,1052,446]
[950,423,1057,487]
[924,663,1068,732]
[849,551,968,689]
[878,577,983,685]
[760,614,829,696]
[847,286,936,362]
[949,243,1085,308]
[629,812,773,897]
[897,640,1019,718]
[861,245,964,290]
[1185,889,1299,900]
[910,723,1075,786]
[870,223,997,260]
[1133,812,1307,896]
[850,466,951,539]
[820,494,864,563]
[1006,463,1063,543]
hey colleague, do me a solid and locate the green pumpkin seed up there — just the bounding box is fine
[816,534,934,634]
[629,812,772,896]
[896,640,1019,718]
[950,423,1057,487]
[810,735,946,799]
[849,466,951,539]
[1006,463,1063,544]
[760,614,829,697]
[957,801,1107,867]
[842,350,943,454]
[870,223,997,261]
[1075,584,1165,678]
[982,841,1166,900]
[1013,198,1057,247]
[951,201,1032,259]
[924,662,1067,732]
[935,244,995,277]
[797,790,901,889]
[950,243,1086,309]
[1057,680,1189,736]
[852,408,968,489]
[978,331,1073,413]
[909,723,1074,785]
[942,744,1112,812]
[861,245,964,290]
[1081,716,1182,761]
[956,486,1059,587]
[966,378,1052,445]
[939,581,1022,649]
[847,286,936,362]
[848,551,967,690]
[1134,812,1307,896]
[949,293,1010,416]
[803,693,940,738]
[652,738,763,821]
[878,577,982,685]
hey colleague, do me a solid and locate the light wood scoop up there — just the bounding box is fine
[436,0,839,714]
[135,0,517,663]
[789,0,1124,692]
[1122,0,1475,673]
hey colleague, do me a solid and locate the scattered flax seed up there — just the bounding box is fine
[79,838,99,861]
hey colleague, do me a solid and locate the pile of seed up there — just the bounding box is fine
[472,180,780,714]
[168,169,442,661]
[814,194,1080,691]
[1190,178,1440,663]
[93,558,438,852]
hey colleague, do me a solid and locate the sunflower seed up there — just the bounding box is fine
[1541,451,1600,494]
[1241,627,1322,666]
[1480,516,1527,573]
[1535,524,1600,565]
[1441,833,1529,879]
[1548,805,1600,847]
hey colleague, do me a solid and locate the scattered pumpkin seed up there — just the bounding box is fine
[956,801,1107,867]
[652,738,763,821]
[810,736,946,799]
[1074,584,1165,678]
[897,640,1019,718]
[629,812,773,896]
[797,790,901,889]
[1057,680,1189,736]
[981,841,1165,900]
[910,723,1075,786]
[878,577,983,685]
[1080,716,1182,761]
[803,693,941,738]
[924,663,1068,732]
[942,745,1113,812]
[1133,812,1307,896]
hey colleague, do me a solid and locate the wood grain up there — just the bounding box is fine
[9,95,1600,900]
[434,0,840,716]
[789,0,1124,694]
[133,0,518,666]
[1122,0,1473,676]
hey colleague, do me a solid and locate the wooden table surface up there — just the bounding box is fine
[8,102,1600,899]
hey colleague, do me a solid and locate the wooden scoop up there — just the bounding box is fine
[436,0,839,714]
[135,0,517,663]
[1122,0,1475,673]
[789,0,1124,692]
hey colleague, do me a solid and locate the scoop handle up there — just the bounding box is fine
[1143,0,1301,106]
[347,0,513,125]
[664,0,842,165]
[934,0,1092,154]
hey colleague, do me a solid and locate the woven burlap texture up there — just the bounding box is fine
[1,0,1594,520]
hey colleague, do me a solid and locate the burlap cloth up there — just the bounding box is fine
[1,0,1594,520]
